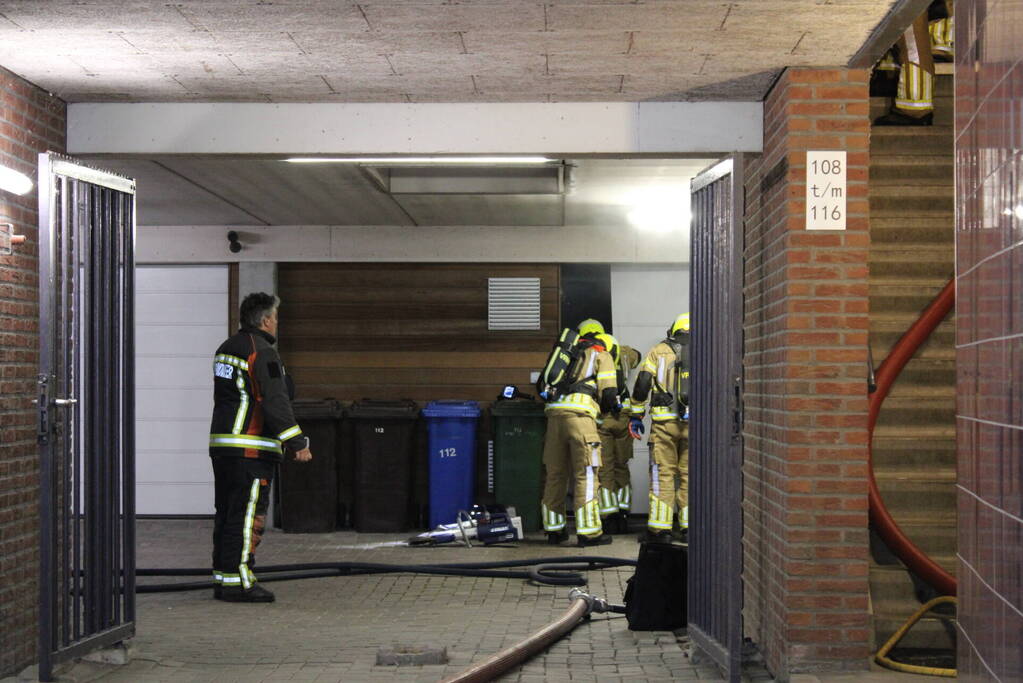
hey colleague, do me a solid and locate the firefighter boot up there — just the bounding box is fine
[874,110,933,126]
[547,530,569,545]
[640,529,673,544]
[577,533,613,548]
[221,584,276,603]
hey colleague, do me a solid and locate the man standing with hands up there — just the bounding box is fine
[208,292,312,602]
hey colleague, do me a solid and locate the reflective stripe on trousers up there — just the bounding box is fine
[648,493,673,530]
[240,478,260,589]
[617,484,631,511]
[896,62,934,111]
[577,444,602,535]
[542,504,566,532]
[598,486,618,515]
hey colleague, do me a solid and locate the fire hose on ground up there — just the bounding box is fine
[136,557,632,681]
[440,589,624,683]
[134,555,636,592]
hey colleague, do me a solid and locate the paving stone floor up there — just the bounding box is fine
[29,520,926,683]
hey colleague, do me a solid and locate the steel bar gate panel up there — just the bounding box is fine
[37,154,136,682]
[688,156,744,682]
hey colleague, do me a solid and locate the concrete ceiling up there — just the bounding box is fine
[0,0,897,103]
[82,156,717,226]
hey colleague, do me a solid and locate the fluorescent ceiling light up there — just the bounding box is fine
[0,165,33,195]
[285,156,553,164]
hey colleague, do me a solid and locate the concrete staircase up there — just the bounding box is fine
[868,70,957,652]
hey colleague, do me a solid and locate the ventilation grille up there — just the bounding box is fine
[488,278,541,330]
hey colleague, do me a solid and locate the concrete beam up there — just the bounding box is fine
[239,262,276,296]
[69,102,762,155]
[136,224,689,264]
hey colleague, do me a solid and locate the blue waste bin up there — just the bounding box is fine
[423,401,481,528]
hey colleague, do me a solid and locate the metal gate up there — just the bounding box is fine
[688,156,744,682]
[37,154,136,681]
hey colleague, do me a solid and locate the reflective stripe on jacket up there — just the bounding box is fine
[209,327,304,461]
[630,341,686,423]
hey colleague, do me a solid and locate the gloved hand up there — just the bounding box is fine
[682,406,690,421]
[628,417,645,439]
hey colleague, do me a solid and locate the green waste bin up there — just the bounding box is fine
[491,400,547,532]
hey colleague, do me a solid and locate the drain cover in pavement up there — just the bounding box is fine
[376,645,449,666]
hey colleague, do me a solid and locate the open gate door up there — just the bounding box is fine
[688,156,744,682]
[37,154,137,681]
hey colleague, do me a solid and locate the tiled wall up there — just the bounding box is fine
[955,1,1023,680]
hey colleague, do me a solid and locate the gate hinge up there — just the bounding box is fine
[37,374,51,443]
[732,375,743,437]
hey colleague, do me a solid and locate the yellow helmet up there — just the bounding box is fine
[669,313,690,336]
[594,332,619,364]
[577,318,605,337]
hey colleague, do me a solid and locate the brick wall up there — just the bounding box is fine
[0,66,66,678]
[742,68,871,675]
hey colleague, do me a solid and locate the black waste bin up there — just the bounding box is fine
[277,398,343,533]
[349,399,419,532]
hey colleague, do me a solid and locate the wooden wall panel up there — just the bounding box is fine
[277,263,558,404]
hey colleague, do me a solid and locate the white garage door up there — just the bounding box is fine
[136,265,228,515]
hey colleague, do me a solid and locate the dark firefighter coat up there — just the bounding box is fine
[208,326,307,461]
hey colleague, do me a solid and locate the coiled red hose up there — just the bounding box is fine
[869,278,957,596]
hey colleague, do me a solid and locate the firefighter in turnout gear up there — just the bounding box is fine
[209,292,312,602]
[629,313,691,544]
[594,333,641,535]
[874,1,952,126]
[541,320,619,547]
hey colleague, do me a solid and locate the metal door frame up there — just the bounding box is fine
[687,154,745,682]
[37,153,137,681]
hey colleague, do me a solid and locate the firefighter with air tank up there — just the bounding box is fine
[629,313,691,544]
[593,332,641,535]
[538,318,619,547]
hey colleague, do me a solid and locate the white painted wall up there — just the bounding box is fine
[135,265,228,515]
[610,263,690,514]
[69,102,762,155]
[135,223,690,264]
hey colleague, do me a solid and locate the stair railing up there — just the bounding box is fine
[868,277,957,596]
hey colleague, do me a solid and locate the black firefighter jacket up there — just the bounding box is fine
[208,327,307,462]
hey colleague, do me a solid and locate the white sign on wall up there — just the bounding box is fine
[805,150,847,230]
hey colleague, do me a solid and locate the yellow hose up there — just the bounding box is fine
[874,596,957,677]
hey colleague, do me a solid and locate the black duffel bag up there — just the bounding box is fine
[623,542,687,631]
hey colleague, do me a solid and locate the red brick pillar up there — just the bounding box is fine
[0,66,66,677]
[742,68,871,675]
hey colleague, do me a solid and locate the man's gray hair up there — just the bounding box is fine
[240,292,280,329]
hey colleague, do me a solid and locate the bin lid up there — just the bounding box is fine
[348,399,419,419]
[422,400,481,418]
[491,399,546,417]
[291,398,344,420]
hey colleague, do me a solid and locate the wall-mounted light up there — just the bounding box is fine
[0,164,33,195]
[626,187,690,233]
[1,221,26,256]
[285,156,554,165]
[227,230,242,253]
